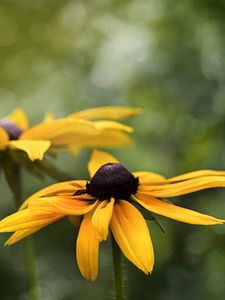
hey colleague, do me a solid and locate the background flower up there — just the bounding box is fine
[0,106,140,161]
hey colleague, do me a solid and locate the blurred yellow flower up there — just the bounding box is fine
[1,150,225,280]
[0,107,141,161]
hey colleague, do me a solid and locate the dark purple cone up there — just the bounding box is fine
[86,163,139,200]
[0,119,24,140]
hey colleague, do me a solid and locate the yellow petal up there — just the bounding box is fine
[29,196,98,215]
[88,149,119,178]
[20,118,98,145]
[5,226,43,246]
[9,140,51,161]
[69,130,132,150]
[5,213,62,246]
[7,107,29,130]
[110,200,154,274]
[0,127,9,149]
[19,180,86,210]
[92,198,115,241]
[168,170,225,183]
[139,176,225,197]
[93,120,133,132]
[133,171,166,185]
[0,209,64,232]
[134,194,224,225]
[68,106,142,120]
[76,211,99,281]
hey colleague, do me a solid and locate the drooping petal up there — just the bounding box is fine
[19,180,87,210]
[28,196,98,215]
[20,118,98,145]
[93,120,133,132]
[134,194,224,225]
[5,226,44,246]
[9,140,51,161]
[110,200,154,274]
[76,211,99,281]
[68,106,142,121]
[0,127,9,149]
[70,130,132,151]
[92,198,115,241]
[5,213,62,246]
[167,170,225,183]
[0,209,64,232]
[139,176,225,197]
[7,107,29,130]
[88,149,119,178]
[133,171,166,185]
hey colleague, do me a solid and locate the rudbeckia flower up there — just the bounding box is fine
[1,150,225,280]
[0,107,141,161]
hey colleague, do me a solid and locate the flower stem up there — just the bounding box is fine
[111,233,125,300]
[22,238,40,300]
[3,156,39,300]
[34,159,74,181]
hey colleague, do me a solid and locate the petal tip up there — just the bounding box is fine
[4,241,10,247]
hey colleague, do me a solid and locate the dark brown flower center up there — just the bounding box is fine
[86,163,139,200]
[0,119,24,140]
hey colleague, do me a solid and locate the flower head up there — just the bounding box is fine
[0,107,141,161]
[1,150,225,280]
[86,163,139,200]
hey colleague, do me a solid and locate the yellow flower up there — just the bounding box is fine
[0,107,141,161]
[1,150,225,280]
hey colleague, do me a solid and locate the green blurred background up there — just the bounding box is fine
[1,0,225,299]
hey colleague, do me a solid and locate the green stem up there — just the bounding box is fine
[22,238,40,300]
[3,155,40,300]
[34,159,74,181]
[111,234,125,300]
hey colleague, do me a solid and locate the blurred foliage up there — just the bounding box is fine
[1,0,225,299]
